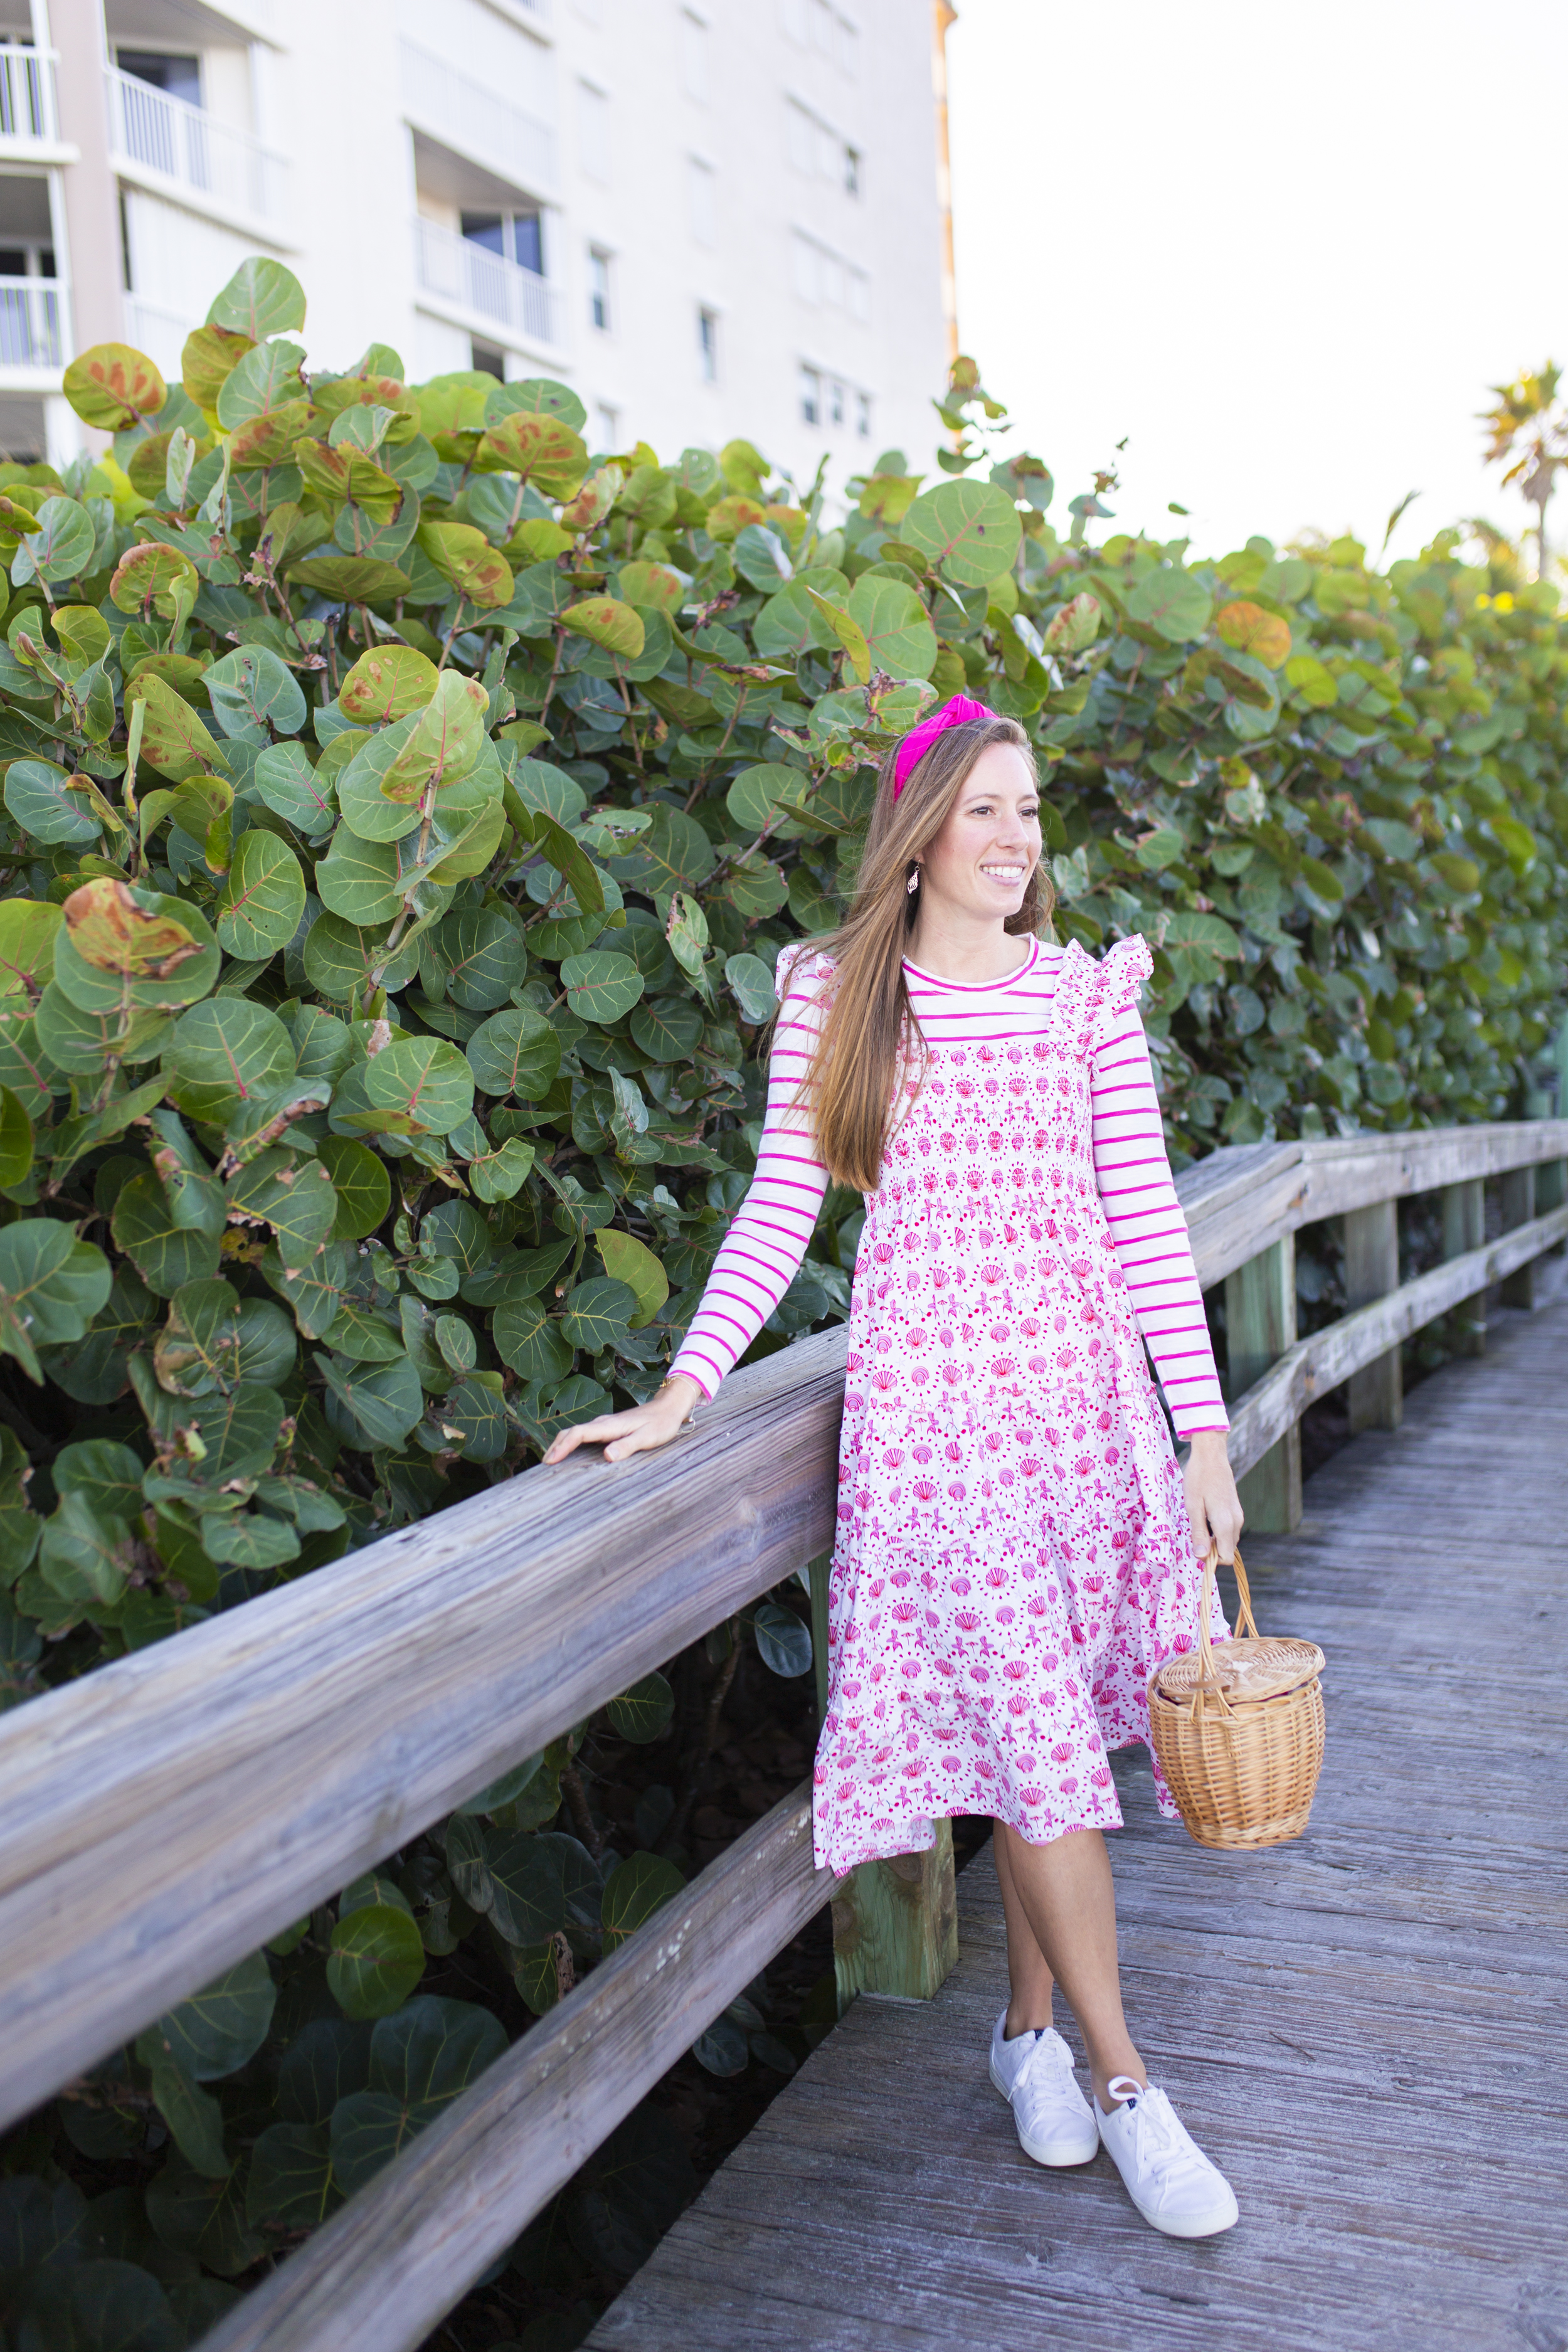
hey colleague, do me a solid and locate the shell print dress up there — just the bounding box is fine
[670,932,1231,1877]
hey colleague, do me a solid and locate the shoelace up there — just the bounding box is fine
[1015,2028,1074,2097]
[1104,2077,1196,2188]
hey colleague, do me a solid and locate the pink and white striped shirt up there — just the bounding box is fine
[670,935,1229,1439]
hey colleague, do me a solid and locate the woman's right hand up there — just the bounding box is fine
[541,1373,704,1466]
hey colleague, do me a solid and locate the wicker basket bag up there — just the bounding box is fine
[1148,1545,1326,1850]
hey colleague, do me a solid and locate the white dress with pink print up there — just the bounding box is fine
[670,932,1229,1877]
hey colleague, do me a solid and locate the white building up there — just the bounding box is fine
[1,0,952,487]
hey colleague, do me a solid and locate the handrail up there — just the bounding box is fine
[0,1117,1564,2349]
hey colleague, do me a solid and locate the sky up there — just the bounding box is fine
[945,0,1568,569]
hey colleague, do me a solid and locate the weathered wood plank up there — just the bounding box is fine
[585,1295,1568,2352]
[199,1788,842,2352]
[1343,1197,1401,1431]
[1500,1160,1538,1309]
[1226,1234,1301,1528]
[1441,1177,1486,1355]
[1224,1200,1568,1476]
[0,1328,847,2134]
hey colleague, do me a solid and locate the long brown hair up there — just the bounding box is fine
[797,716,1053,1192]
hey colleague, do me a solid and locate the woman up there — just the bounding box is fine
[546,697,1245,2239]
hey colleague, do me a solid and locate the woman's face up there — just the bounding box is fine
[918,743,1043,924]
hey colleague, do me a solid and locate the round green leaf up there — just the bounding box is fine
[204,645,307,743]
[901,479,1022,586]
[112,1174,222,1300]
[34,983,171,1073]
[560,1273,637,1351]
[596,1228,669,1325]
[600,1848,685,1948]
[561,596,645,660]
[16,2258,183,2352]
[169,997,295,1123]
[492,1294,573,1380]
[752,1599,812,1677]
[845,575,938,678]
[0,1082,33,1190]
[207,255,306,338]
[253,740,337,835]
[438,906,527,1010]
[561,950,645,1024]
[155,1951,277,2080]
[1126,566,1213,644]
[364,1037,474,1134]
[629,993,703,1062]
[4,758,100,845]
[327,1904,426,2021]
[603,1671,676,1745]
[12,495,95,586]
[725,762,810,840]
[338,644,439,724]
[607,804,717,899]
[215,829,306,957]
[318,1136,391,1239]
[315,1350,425,1446]
[315,826,418,925]
[302,911,421,1004]
[504,755,586,825]
[724,951,778,1024]
[0,1219,112,1380]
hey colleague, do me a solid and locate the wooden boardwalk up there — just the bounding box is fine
[587,1290,1568,2352]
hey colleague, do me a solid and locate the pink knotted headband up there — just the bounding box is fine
[891,692,1000,798]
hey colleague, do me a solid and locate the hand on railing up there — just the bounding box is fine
[1183,1429,1244,1562]
[543,1372,705,1466]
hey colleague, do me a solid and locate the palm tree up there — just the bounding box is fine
[1478,364,1567,580]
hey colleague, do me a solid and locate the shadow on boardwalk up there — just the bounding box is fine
[586,1293,1568,2352]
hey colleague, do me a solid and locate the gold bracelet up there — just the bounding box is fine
[655,1376,698,1426]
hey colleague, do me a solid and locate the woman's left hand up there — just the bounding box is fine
[1182,1429,1244,1560]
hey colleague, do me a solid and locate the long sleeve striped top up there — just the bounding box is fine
[670,935,1229,1438]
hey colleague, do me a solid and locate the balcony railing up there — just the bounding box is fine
[0,277,61,368]
[0,43,57,145]
[400,38,557,194]
[414,215,563,351]
[105,64,286,228]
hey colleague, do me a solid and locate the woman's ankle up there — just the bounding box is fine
[1004,1996,1053,2039]
[1088,2048,1146,2110]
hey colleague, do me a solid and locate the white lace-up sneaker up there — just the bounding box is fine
[1095,2075,1239,2237]
[988,2011,1099,2166]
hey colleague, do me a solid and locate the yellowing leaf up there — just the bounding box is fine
[561,597,645,661]
[339,645,440,724]
[63,342,166,431]
[478,411,588,499]
[1217,600,1292,669]
[415,521,514,609]
[63,879,204,978]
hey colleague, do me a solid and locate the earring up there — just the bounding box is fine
[906,867,920,895]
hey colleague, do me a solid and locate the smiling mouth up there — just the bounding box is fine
[980,864,1025,881]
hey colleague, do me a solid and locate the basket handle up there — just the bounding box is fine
[1189,1540,1254,1719]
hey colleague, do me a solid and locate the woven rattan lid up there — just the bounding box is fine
[1153,1634,1324,1705]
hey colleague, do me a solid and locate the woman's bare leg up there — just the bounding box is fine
[992,1822,1056,2038]
[992,1818,1145,2109]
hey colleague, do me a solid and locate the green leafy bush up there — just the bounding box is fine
[0,262,1564,2334]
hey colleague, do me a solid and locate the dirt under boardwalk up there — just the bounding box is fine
[586,1295,1568,2352]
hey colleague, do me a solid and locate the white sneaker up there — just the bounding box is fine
[988,2011,1099,2166]
[1095,2075,1239,2237]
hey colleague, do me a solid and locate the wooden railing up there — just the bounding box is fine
[1,1118,1564,2352]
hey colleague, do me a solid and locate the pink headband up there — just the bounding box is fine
[891,692,1000,798]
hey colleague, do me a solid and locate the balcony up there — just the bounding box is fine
[0,44,66,156]
[105,63,286,236]
[0,277,61,371]
[400,39,557,198]
[413,215,563,356]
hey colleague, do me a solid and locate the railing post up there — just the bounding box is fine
[1226,1234,1301,1531]
[1441,1179,1486,1355]
[808,1549,959,2003]
[1531,1021,1567,1247]
[1498,1161,1537,1310]
[1343,1199,1402,1432]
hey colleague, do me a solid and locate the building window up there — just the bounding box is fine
[843,144,861,195]
[578,80,610,181]
[856,388,871,437]
[688,156,716,246]
[588,246,611,331]
[116,50,203,108]
[698,306,718,383]
[681,9,709,102]
[787,98,861,195]
[462,210,544,276]
[798,363,820,426]
[829,377,845,426]
[471,339,506,381]
[792,229,868,320]
[595,401,619,448]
